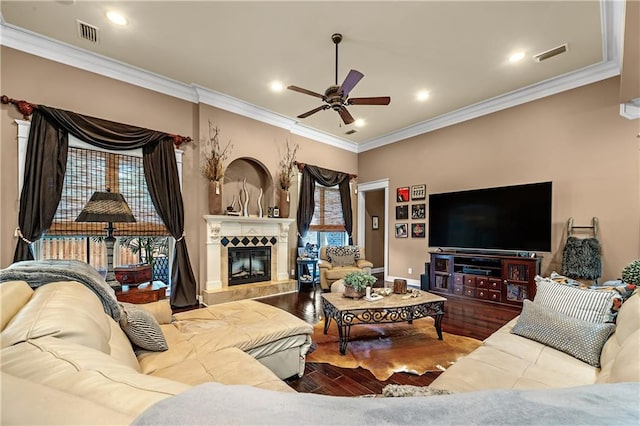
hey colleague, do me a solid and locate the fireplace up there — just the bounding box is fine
[228,246,271,286]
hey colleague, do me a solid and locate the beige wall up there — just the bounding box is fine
[358,77,640,282]
[364,189,385,268]
[0,48,358,291]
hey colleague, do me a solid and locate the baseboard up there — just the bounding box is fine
[371,267,384,274]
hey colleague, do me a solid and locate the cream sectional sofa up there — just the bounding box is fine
[430,289,640,392]
[0,279,312,424]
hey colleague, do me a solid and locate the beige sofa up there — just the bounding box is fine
[0,279,312,424]
[430,291,640,392]
[318,246,373,291]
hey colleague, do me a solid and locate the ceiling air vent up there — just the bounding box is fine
[533,43,568,62]
[77,20,99,43]
[345,129,358,135]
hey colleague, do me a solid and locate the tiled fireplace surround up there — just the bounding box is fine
[202,215,296,305]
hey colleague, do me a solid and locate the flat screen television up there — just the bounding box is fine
[428,182,552,252]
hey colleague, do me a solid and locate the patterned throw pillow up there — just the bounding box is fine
[549,272,637,321]
[534,276,616,323]
[119,302,168,351]
[326,246,360,263]
[511,300,615,367]
[332,254,356,267]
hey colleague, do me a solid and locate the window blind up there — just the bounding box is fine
[310,185,345,232]
[47,147,168,236]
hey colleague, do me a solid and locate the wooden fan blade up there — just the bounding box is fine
[288,85,325,99]
[339,69,364,97]
[348,96,391,105]
[338,107,355,125]
[298,105,329,119]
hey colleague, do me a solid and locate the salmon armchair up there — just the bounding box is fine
[318,246,373,291]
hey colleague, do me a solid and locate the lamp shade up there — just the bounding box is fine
[75,189,136,224]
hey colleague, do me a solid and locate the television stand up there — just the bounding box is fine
[429,251,541,309]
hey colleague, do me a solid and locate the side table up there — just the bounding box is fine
[115,281,167,304]
[297,257,319,291]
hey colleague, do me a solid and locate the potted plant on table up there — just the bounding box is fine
[343,271,377,299]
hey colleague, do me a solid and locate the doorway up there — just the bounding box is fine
[357,179,389,281]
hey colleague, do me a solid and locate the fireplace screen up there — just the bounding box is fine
[228,247,271,286]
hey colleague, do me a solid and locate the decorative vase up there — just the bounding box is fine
[208,180,224,215]
[343,285,366,299]
[279,188,290,218]
[242,178,249,217]
[257,188,264,218]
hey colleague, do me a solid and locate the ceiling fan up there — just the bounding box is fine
[288,33,391,125]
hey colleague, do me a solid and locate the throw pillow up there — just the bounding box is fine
[534,276,616,323]
[549,272,637,321]
[325,246,361,263]
[511,300,615,367]
[332,254,356,267]
[119,302,168,352]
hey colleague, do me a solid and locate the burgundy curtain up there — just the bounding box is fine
[15,105,197,307]
[296,164,353,246]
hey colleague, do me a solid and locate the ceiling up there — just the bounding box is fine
[0,1,623,151]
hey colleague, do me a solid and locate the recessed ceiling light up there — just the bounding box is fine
[270,81,284,92]
[416,90,430,102]
[106,11,127,26]
[354,118,366,127]
[509,51,525,63]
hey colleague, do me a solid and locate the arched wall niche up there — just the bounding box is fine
[223,157,274,216]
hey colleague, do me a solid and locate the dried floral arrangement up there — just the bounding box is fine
[201,121,233,182]
[278,140,300,190]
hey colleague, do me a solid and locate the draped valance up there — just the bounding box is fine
[295,162,355,246]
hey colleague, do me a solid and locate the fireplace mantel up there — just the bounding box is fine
[203,215,295,292]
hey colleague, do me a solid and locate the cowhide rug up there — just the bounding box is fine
[306,317,482,381]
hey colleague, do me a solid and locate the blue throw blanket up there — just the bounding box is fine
[0,259,121,320]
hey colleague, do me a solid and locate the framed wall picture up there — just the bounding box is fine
[411,203,426,219]
[411,184,426,200]
[372,216,379,230]
[396,186,410,202]
[395,223,408,238]
[396,205,409,220]
[411,223,426,238]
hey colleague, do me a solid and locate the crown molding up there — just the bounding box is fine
[1,23,198,103]
[1,0,624,153]
[358,60,621,152]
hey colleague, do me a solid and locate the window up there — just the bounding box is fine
[16,120,182,286]
[302,185,347,247]
[38,145,171,282]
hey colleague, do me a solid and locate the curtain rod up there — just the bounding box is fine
[1,95,192,147]
[294,161,357,180]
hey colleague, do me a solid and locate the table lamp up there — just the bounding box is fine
[76,188,136,287]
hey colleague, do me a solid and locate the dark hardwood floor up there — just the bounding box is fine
[258,279,520,396]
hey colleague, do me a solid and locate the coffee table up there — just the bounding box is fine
[321,290,447,355]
